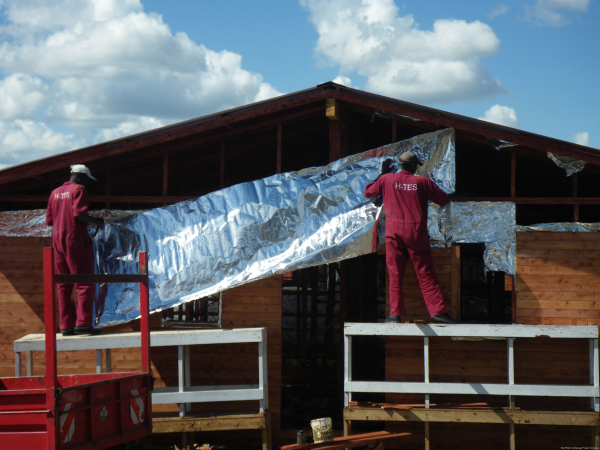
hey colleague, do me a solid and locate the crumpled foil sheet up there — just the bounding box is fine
[484,241,516,275]
[435,202,516,274]
[547,152,586,177]
[487,137,517,151]
[517,222,600,233]
[93,128,456,326]
[0,210,51,237]
[373,109,421,122]
[0,210,141,237]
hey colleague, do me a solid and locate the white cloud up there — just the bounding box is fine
[0,74,48,120]
[525,0,590,26]
[572,131,590,146]
[0,119,85,167]
[96,116,166,142]
[489,4,510,19]
[0,0,281,167]
[301,0,506,103]
[479,105,521,128]
[332,75,354,87]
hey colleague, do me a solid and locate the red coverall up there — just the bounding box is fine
[365,171,449,317]
[46,181,95,330]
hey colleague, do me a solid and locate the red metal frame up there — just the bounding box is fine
[0,248,152,450]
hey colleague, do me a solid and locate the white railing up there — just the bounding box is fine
[15,327,269,417]
[344,323,599,412]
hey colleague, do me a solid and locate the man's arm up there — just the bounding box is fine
[425,178,450,207]
[364,159,393,199]
[76,215,104,227]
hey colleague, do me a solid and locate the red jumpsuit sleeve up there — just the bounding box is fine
[46,196,53,226]
[72,186,89,217]
[364,177,384,198]
[425,178,449,207]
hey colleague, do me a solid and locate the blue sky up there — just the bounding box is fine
[0,0,597,169]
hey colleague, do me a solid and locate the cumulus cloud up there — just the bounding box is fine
[489,4,510,19]
[572,131,590,146]
[479,105,521,128]
[525,0,590,26]
[0,119,86,167]
[0,0,281,167]
[332,75,354,87]
[301,0,506,103]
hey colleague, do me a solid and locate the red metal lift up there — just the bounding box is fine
[0,247,153,449]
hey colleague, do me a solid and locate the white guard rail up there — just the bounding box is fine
[15,327,268,417]
[344,323,599,412]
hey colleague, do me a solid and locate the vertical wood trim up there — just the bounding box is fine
[329,120,341,162]
[162,152,169,206]
[220,140,226,189]
[573,172,579,222]
[512,273,517,324]
[276,123,282,174]
[510,150,516,198]
[424,422,430,450]
[451,244,461,321]
[392,121,397,143]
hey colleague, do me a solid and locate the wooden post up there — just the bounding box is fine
[392,121,397,143]
[509,423,515,450]
[329,120,341,162]
[220,140,226,189]
[277,123,282,174]
[424,422,430,450]
[451,244,461,322]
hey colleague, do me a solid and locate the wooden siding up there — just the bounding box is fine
[0,237,283,433]
[516,231,600,326]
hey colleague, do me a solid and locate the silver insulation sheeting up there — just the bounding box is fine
[93,128,456,326]
[547,152,586,177]
[517,222,600,233]
[435,202,516,274]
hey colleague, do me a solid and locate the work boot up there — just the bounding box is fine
[385,315,402,323]
[430,313,458,324]
[61,328,75,336]
[74,326,102,336]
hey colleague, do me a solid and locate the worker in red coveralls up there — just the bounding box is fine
[46,165,104,336]
[364,152,457,324]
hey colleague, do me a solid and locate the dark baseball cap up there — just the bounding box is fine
[398,152,423,166]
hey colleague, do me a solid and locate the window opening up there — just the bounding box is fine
[460,243,511,324]
[160,294,221,328]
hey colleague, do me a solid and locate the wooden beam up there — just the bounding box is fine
[152,412,267,433]
[0,91,330,186]
[343,406,599,426]
[0,194,197,204]
[326,98,340,120]
[451,244,460,322]
[330,89,600,166]
[277,123,282,174]
[453,197,600,205]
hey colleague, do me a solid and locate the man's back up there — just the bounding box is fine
[46,181,89,239]
[365,170,449,224]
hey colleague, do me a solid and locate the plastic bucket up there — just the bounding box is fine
[310,417,334,443]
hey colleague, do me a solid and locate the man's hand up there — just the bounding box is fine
[381,159,393,174]
[76,215,104,227]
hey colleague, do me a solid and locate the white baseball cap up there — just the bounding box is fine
[70,164,97,181]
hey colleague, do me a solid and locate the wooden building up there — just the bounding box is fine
[1,82,599,449]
